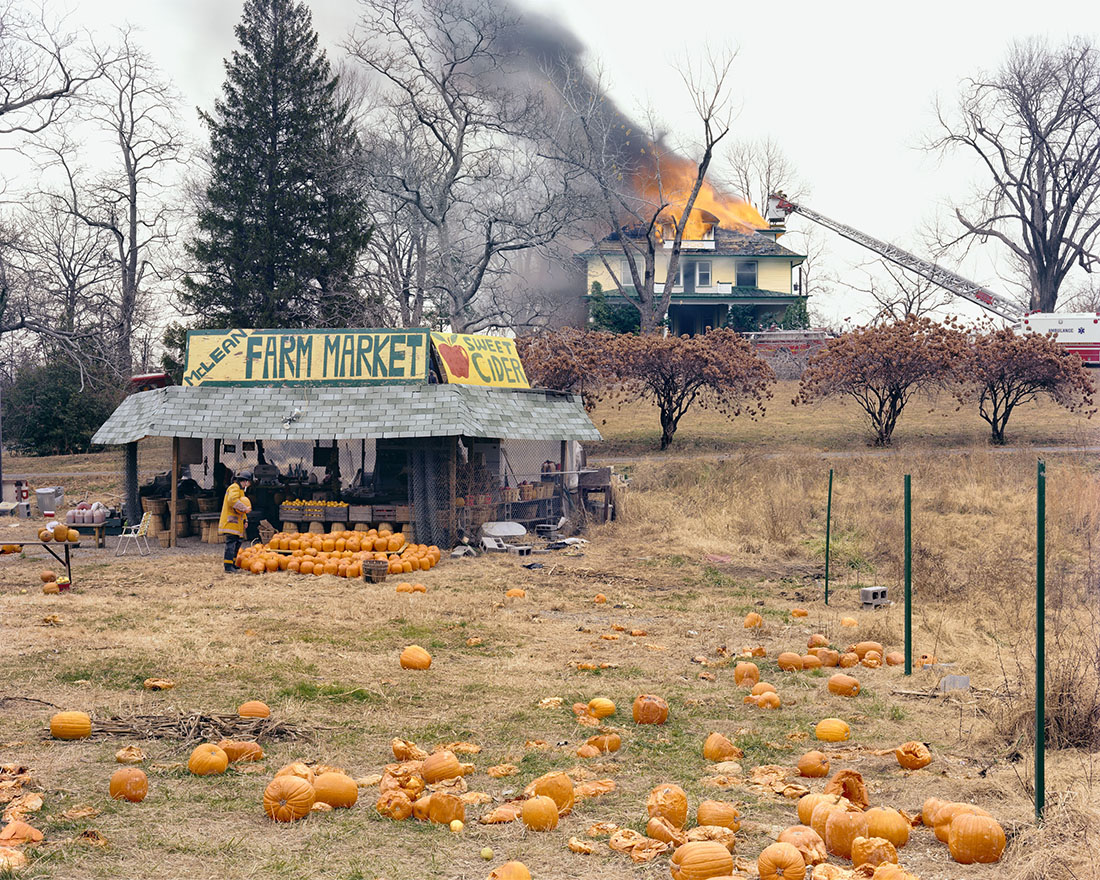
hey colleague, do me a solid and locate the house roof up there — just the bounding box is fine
[583,225,805,260]
[91,384,602,445]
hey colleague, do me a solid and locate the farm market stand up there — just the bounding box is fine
[92,328,600,551]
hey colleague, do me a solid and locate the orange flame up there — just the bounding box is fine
[633,154,766,240]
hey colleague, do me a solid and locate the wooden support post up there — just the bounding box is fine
[170,437,179,549]
[124,442,140,525]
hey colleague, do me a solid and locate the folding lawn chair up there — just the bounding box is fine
[116,511,153,556]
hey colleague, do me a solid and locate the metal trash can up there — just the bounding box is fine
[35,487,64,515]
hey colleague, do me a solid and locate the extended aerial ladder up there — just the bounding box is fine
[765,194,1024,322]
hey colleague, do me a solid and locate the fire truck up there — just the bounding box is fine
[766,194,1100,365]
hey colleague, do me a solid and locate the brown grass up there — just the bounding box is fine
[2,396,1099,879]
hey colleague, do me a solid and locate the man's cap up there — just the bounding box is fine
[237,470,253,481]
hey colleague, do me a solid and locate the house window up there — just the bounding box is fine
[620,260,633,285]
[673,262,682,287]
[736,260,758,288]
[696,261,711,288]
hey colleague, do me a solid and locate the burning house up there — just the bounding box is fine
[581,189,807,337]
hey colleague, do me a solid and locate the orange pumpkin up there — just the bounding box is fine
[851,836,898,868]
[488,863,531,880]
[827,673,860,697]
[400,645,432,670]
[696,800,740,831]
[777,652,804,671]
[264,775,315,821]
[777,825,827,867]
[217,740,264,762]
[670,840,734,880]
[50,710,92,740]
[632,693,669,724]
[188,744,229,776]
[314,772,358,808]
[376,789,414,820]
[275,762,315,785]
[109,767,148,803]
[895,740,932,770]
[703,731,738,762]
[531,771,574,815]
[734,662,760,687]
[427,791,465,825]
[757,842,807,880]
[796,750,830,778]
[238,700,270,718]
[646,783,689,828]
[865,807,910,848]
[947,813,1006,864]
[824,808,869,859]
[743,612,763,628]
[521,795,558,831]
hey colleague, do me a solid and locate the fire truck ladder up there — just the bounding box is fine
[766,194,1023,322]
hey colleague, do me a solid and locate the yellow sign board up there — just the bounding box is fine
[183,329,430,387]
[430,332,529,388]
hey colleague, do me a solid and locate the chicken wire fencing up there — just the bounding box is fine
[162,436,582,548]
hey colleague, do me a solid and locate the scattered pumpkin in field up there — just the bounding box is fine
[815,718,850,742]
[933,803,991,843]
[702,732,739,763]
[801,653,823,670]
[647,783,688,828]
[632,693,668,724]
[791,608,809,618]
[263,775,315,822]
[743,612,763,628]
[646,815,686,847]
[777,652,803,671]
[521,795,559,831]
[576,744,600,758]
[864,808,911,848]
[505,588,526,599]
[42,581,59,594]
[796,750,830,778]
[187,744,228,776]
[799,793,850,828]
[757,841,807,880]
[314,772,358,808]
[824,808,869,859]
[851,641,884,660]
[587,732,622,753]
[696,800,741,831]
[818,649,840,667]
[399,645,432,670]
[218,740,264,762]
[861,650,883,668]
[807,633,829,648]
[275,762,315,785]
[756,692,782,709]
[733,662,759,687]
[751,681,777,695]
[530,771,574,815]
[823,769,869,809]
[851,835,898,868]
[895,740,932,770]
[827,673,860,697]
[109,767,148,803]
[777,825,827,866]
[427,791,465,825]
[0,821,43,845]
[115,745,146,764]
[40,570,56,583]
[947,813,1006,863]
[670,840,734,880]
[593,593,607,603]
[841,617,858,627]
[838,652,859,668]
[917,652,937,667]
[487,862,531,880]
[376,790,414,820]
[238,700,270,718]
[50,711,91,740]
[587,697,615,718]
[885,651,904,666]
[421,750,461,783]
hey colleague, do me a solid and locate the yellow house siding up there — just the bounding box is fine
[587,254,795,291]
[757,260,793,293]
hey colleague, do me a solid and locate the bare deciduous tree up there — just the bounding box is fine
[933,37,1100,312]
[43,31,185,377]
[0,1,105,138]
[548,50,737,334]
[724,135,799,215]
[853,258,955,323]
[348,0,584,332]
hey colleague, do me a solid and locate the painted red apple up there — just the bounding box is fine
[437,343,470,378]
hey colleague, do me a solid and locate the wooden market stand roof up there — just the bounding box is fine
[91,384,602,445]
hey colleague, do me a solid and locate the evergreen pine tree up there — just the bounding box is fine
[182,0,369,328]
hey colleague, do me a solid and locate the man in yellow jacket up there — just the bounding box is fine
[218,470,253,573]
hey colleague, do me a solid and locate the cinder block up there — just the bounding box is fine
[860,586,889,610]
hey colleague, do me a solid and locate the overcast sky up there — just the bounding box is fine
[55,0,1098,325]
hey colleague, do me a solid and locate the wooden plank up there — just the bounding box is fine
[170,436,179,549]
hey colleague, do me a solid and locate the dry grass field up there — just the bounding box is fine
[2,382,1099,880]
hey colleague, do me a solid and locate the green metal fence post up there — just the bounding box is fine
[904,474,912,676]
[1036,459,1046,821]
[824,468,833,605]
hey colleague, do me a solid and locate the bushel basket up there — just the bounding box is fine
[363,559,389,583]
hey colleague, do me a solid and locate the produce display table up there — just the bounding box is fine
[79,523,107,549]
[2,541,74,582]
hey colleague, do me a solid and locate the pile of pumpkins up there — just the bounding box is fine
[36,521,80,543]
[235,528,440,577]
[39,569,70,595]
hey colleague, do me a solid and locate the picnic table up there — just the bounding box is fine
[78,522,108,549]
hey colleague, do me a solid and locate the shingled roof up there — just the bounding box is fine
[583,225,804,259]
[92,384,601,445]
